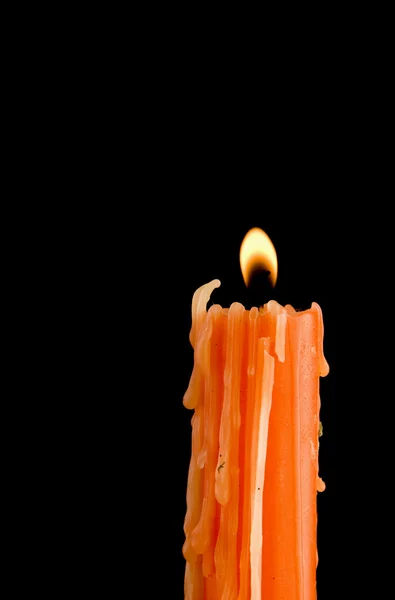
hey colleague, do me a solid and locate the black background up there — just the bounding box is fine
[19,25,390,597]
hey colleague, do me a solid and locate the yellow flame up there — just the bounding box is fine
[240,227,278,287]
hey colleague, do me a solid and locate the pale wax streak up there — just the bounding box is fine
[192,305,222,564]
[212,302,244,599]
[190,279,221,347]
[275,312,287,363]
[237,307,259,600]
[311,302,330,377]
[215,303,244,507]
[183,405,205,564]
[250,344,275,600]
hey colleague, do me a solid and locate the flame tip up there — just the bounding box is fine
[239,227,278,287]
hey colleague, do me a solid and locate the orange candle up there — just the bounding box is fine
[182,264,329,598]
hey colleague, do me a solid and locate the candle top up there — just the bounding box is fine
[190,279,329,378]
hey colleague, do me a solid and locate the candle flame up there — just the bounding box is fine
[240,227,278,287]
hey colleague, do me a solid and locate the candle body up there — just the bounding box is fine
[183,281,328,600]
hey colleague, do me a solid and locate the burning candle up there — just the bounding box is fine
[182,228,329,600]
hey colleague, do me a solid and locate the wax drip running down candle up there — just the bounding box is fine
[182,229,329,600]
